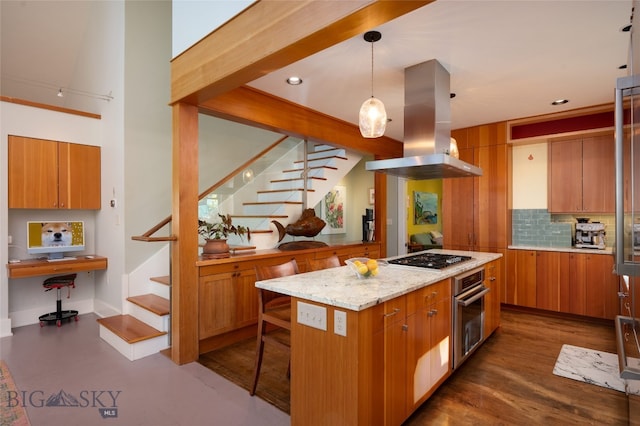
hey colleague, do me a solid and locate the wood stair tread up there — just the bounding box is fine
[270,177,326,183]
[242,201,303,205]
[229,214,288,219]
[150,276,170,286]
[256,188,315,193]
[293,155,347,163]
[127,294,170,316]
[282,165,337,173]
[97,315,166,344]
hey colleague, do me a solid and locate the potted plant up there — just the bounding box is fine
[198,214,251,259]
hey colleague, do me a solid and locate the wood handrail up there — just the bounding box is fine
[130,135,289,242]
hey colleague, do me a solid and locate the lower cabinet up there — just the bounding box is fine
[382,278,452,425]
[484,259,502,336]
[198,243,380,349]
[506,249,618,319]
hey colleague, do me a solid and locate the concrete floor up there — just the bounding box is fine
[0,313,289,426]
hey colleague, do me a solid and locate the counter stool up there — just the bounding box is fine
[39,273,79,327]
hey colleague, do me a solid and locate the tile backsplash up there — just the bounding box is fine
[511,209,615,248]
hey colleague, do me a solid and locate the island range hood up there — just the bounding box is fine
[366,59,482,180]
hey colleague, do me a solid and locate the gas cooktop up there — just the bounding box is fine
[388,253,473,270]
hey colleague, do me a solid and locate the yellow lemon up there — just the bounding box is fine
[357,265,369,275]
[353,260,363,266]
[366,259,378,270]
[370,267,379,276]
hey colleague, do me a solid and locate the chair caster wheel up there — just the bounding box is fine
[56,320,61,327]
[40,321,44,327]
[74,316,79,322]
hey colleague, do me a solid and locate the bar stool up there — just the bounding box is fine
[39,273,79,327]
[251,259,299,395]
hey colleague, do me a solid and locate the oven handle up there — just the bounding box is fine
[456,287,490,307]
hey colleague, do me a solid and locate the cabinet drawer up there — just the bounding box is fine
[372,295,407,331]
[407,279,451,314]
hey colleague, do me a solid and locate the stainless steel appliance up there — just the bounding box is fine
[366,60,482,180]
[453,267,489,369]
[575,222,606,249]
[388,252,472,270]
[614,73,640,381]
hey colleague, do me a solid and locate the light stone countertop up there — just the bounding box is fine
[508,245,613,255]
[255,249,502,311]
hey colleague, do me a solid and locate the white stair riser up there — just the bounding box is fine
[150,280,170,300]
[257,191,304,203]
[270,179,319,191]
[307,149,346,160]
[293,157,340,168]
[281,168,328,179]
[125,301,170,332]
[98,325,169,361]
[242,204,292,216]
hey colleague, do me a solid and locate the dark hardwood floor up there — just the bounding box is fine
[405,307,628,425]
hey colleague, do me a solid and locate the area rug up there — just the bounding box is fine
[552,344,625,393]
[198,331,290,414]
[0,360,31,426]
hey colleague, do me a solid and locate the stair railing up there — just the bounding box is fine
[131,135,290,242]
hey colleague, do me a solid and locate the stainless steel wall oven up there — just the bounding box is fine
[453,267,489,369]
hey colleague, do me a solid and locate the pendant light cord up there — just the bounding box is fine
[370,41,374,98]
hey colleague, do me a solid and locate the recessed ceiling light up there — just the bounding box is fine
[286,76,303,85]
[551,99,569,106]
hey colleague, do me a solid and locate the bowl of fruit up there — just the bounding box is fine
[344,257,387,279]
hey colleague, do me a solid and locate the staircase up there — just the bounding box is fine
[97,246,171,361]
[219,143,362,250]
[98,143,360,360]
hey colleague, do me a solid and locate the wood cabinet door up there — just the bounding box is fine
[59,142,101,209]
[8,135,59,208]
[567,253,587,315]
[536,251,561,312]
[443,147,475,250]
[384,319,407,426]
[506,250,537,307]
[548,139,583,213]
[234,268,259,327]
[582,135,615,213]
[475,144,508,249]
[484,259,502,336]
[199,272,235,339]
[584,254,618,319]
[429,296,451,387]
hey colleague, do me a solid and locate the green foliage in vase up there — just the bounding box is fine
[198,214,251,241]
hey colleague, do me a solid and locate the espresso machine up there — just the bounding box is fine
[574,221,606,249]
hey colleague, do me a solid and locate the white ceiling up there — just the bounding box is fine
[1,1,632,141]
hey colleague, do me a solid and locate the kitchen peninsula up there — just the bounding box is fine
[256,250,502,425]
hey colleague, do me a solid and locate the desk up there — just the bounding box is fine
[6,255,108,279]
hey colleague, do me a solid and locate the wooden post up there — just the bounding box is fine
[171,102,200,364]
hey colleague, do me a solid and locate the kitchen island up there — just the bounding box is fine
[256,250,502,425]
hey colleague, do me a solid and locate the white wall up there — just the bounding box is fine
[512,142,548,209]
[172,0,254,57]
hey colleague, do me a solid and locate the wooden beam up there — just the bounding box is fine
[200,86,403,159]
[171,102,200,364]
[171,0,431,104]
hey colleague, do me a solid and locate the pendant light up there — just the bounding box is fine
[359,31,387,138]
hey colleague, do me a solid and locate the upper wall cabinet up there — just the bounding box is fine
[8,135,101,209]
[547,134,614,213]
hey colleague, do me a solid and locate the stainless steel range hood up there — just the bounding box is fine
[366,60,482,179]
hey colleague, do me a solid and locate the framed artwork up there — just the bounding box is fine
[321,185,346,234]
[414,191,438,224]
[369,188,375,205]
